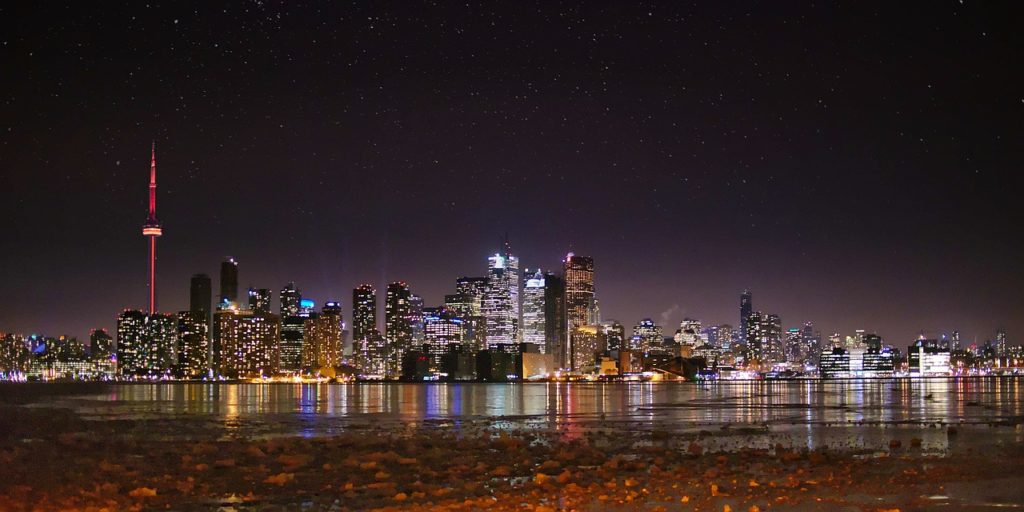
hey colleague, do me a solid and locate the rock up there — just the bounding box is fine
[264,473,295,485]
[128,487,157,498]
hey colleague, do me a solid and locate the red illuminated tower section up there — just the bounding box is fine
[141,142,163,314]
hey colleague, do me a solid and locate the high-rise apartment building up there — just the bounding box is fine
[215,307,281,377]
[302,302,343,370]
[745,311,782,366]
[385,282,413,377]
[351,284,384,373]
[117,310,177,375]
[177,310,209,377]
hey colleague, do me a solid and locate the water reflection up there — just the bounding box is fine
[46,378,1024,449]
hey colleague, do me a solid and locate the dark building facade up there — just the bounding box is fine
[219,258,238,304]
[189,274,212,328]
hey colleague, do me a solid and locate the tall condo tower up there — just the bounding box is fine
[141,142,163,314]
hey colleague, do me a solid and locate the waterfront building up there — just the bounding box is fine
[819,347,850,378]
[177,310,209,377]
[302,302,343,371]
[0,334,32,377]
[570,325,603,370]
[117,310,178,375]
[862,347,895,377]
[908,338,951,376]
[215,306,281,377]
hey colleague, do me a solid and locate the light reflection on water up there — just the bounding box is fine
[40,378,1024,450]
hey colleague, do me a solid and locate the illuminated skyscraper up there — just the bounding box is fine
[453,277,488,351]
[141,143,163,314]
[744,311,782,366]
[177,310,209,377]
[280,298,315,372]
[352,284,385,374]
[522,269,547,352]
[385,282,413,377]
[117,309,177,375]
[280,282,301,317]
[563,253,595,365]
[216,307,281,377]
[570,325,602,371]
[423,306,465,373]
[219,258,239,305]
[483,242,520,348]
[302,302,343,370]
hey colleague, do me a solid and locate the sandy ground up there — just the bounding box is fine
[2,397,1024,512]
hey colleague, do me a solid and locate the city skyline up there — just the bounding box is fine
[1,148,1018,347]
[2,3,1021,345]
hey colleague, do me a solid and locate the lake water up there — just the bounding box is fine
[11,378,1024,452]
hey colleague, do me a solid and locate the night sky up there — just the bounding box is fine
[2,2,1022,346]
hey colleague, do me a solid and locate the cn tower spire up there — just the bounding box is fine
[148,141,158,221]
[142,141,163,314]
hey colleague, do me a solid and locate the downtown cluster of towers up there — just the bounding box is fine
[116,246,608,379]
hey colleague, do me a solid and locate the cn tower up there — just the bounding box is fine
[141,142,163,314]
